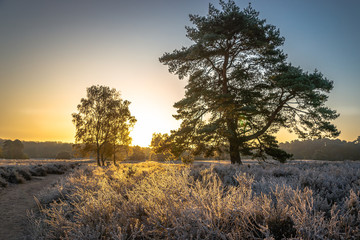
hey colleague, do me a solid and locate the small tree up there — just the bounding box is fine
[72,85,136,166]
[160,1,339,164]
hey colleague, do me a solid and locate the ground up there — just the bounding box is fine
[0,174,63,240]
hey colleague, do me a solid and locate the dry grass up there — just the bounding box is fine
[28,161,360,239]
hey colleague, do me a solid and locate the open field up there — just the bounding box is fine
[27,160,360,239]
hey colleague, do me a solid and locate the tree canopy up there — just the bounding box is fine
[159,1,339,164]
[2,139,28,159]
[150,133,175,162]
[72,85,136,166]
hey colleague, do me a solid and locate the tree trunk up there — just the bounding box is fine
[113,143,117,166]
[96,146,101,166]
[226,116,242,165]
[229,138,242,164]
[101,153,105,166]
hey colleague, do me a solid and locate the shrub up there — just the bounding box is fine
[17,167,32,180]
[0,167,10,180]
[0,176,8,187]
[8,170,26,184]
[28,161,360,239]
[29,165,48,176]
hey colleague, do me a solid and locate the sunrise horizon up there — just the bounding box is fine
[1,0,359,149]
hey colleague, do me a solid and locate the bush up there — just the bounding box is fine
[0,176,8,187]
[8,170,26,184]
[180,151,194,164]
[17,167,32,180]
[29,165,48,176]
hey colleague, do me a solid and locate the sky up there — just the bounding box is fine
[0,0,359,147]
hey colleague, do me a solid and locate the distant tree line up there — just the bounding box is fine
[0,139,73,159]
[2,137,358,161]
[0,138,152,161]
[279,137,360,161]
[0,139,28,159]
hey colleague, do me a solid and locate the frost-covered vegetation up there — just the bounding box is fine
[29,161,360,239]
[0,162,78,188]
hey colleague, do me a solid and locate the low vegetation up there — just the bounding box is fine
[0,162,78,189]
[29,161,360,239]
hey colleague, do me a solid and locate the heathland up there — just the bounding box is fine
[24,160,360,239]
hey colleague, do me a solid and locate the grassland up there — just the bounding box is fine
[26,160,360,239]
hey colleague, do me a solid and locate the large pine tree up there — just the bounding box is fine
[159,1,339,164]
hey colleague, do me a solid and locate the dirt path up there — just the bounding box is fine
[0,174,63,240]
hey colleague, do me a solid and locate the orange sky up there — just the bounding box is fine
[0,0,359,146]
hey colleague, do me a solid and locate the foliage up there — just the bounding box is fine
[280,136,360,160]
[128,145,146,161]
[0,139,76,159]
[150,133,175,161]
[2,139,28,159]
[23,141,73,159]
[72,85,136,166]
[159,0,339,164]
[55,151,72,159]
[29,161,360,239]
[180,151,194,164]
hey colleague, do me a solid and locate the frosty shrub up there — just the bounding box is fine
[0,176,8,188]
[7,169,26,184]
[0,163,78,189]
[28,161,360,239]
[17,167,32,180]
[29,165,48,176]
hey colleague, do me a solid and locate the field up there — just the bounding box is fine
[25,160,360,239]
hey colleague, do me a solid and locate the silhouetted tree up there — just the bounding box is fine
[160,1,339,164]
[23,141,73,158]
[150,133,175,161]
[72,85,136,166]
[129,145,146,161]
[108,100,136,165]
[2,139,28,159]
[56,151,72,159]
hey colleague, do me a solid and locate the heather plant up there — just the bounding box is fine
[29,165,48,176]
[17,167,32,180]
[7,169,26,184]
[28,161,360,239]
[0,176,8,187]
[0,162,78,189]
